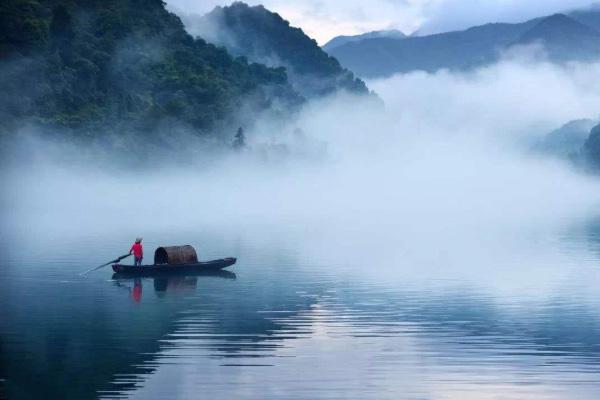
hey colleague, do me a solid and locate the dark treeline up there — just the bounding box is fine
[0,0,307,139]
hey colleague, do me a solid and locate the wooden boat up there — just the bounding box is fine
[112,257,237,277]
[112,245,236,277]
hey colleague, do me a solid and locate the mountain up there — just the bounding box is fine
[0,0,302,137]
[569,7,600,31]
[535,119,597,158]
[328,10,600,78]
[583,123,600,168]
[328,19,538,77]
[323,30,406,52]
[181,2,369,99]
[513,14,600,61]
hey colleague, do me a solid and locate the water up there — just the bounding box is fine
[2,220,600,400]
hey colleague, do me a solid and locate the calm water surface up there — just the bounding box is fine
[2,222,600,400]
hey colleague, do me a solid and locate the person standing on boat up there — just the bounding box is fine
[130,238,143,267]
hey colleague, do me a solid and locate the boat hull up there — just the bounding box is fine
[111,257,236,277]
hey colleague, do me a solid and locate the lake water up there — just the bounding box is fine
[2,217,600,400]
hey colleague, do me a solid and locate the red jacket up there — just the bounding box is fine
[130,243,143,258]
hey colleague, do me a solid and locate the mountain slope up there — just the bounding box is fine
[182,2,369,99]
[328,9,600,78]
[0,0,302,136]
[323,30,406,52]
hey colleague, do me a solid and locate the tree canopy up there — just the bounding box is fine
[0,0,302,136]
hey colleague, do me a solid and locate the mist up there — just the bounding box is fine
[4,55,600,295]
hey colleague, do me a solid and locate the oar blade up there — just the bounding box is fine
[80,254,131,276]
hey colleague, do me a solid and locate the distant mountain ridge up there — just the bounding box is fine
[327,9,600,78]
[181,2,370,99]
[513,13,600,60]
[569,7,600,31]
[323,30,406,52]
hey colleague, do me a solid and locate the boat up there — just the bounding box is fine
[111,245,236,277]
[112,257,237,277]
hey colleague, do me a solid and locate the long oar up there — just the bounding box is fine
[80,253,132,276]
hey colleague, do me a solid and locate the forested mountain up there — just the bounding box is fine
[181,2,369,99]
[323,30,406,52]
[0,0,302,137]
[328,9,600,78]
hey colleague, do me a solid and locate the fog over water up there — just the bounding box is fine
[4,56,600,291]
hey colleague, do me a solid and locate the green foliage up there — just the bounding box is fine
[0,0,302,136]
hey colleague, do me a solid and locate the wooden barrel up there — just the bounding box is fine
[154,245,198,265]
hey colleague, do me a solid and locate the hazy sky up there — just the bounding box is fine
[166,0,598,44]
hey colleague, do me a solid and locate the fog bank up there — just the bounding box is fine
[4,57,600,286]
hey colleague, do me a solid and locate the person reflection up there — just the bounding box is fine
[132,278,142,303]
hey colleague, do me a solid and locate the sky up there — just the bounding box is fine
[166,0,599,44]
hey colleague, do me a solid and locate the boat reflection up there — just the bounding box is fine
[153,276,197,295]
[112,270,237,300]
[111,269,236,281]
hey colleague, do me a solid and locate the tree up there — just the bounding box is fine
[232,126,246,149]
